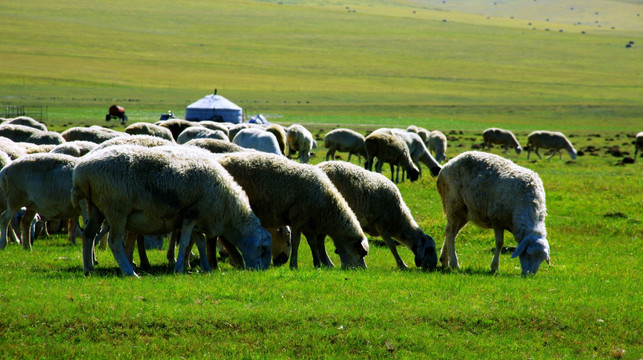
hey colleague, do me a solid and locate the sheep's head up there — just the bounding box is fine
[413,233,438,271]
[512,235,550,275]
[335,237,369,269]
[239,228,272,270]
[515,145,523,155]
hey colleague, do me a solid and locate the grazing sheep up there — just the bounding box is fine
[198,121,230,138]
[227,123,253,141]
[71,145,272,276]
[482,128,522,155]
[391,129,442,177]
[364,128,420,183]
[184,138,249,154]
[23,144,56,154]
[0,153,82,250]
[527,131,577,160]
[232,128,282,155]
[50,141,98,157]
[124,122,175,142]
[324,128,367,163]
[318,161,438,270]
[90,135,174,153]
[0,124,64,145]
[265,124,287,155]
[156,119,197,141]
[635,131,643,160]
[3,117,47,132]
[177,126,228,144]
[61,126,126,144]
[427,130,448,163]
[286,124,317,163]
[216,152,369,269]
[436,151,550,275]
[0,137,27,160]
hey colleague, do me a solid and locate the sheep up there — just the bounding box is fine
[0,153,82,250]
[90,134,174,153]
[0,124,64,145]
[124,122,175,142]
[0,137,27,160]
[323,128,367,163]
[427,130,448,163]
[177,126,228,145]
[436,151,550,275]
[227,123,254,142]
[155,119,197,141]
[482,128,522,155]
[216,152,369,269]
[50,141,98,157]
[23,144,56,154]
[286,124,317,163]
[184,138,249,154]
[634,131,643,160]
[214,225,292,268]
[317,161,438,270]
[198,121,230,138]
[71,145,272,276]
[61,126,127,144]
[364,128,419,183]
[265,124,287,155]
[232,128,282,155]
[391,129,442,177]
[526,131,577,160]
[2,116,47,132]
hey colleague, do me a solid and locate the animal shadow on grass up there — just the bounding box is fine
[53,261,211,278]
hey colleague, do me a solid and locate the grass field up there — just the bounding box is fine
[0,0,642,358]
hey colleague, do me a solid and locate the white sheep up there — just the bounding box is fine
[0,124,64,145]
[286,124,317,163]
[323,128,367,163]
[391,129,442,178]
[482,128,522,155]
[364,128,419,183]
[227,123,254,141]
[50,141,98,157]
[526,131,577,160]
[232,128,282,155]
[427,130,448,163]
[2,117,48,132]
[61,126,127,144]
[91,134,174,152]
[155,119,197,141]
[124,122,175,142]
[0,153,82,250]
[0,137,27,160]
[184,138,249,154]
[196,121,230,138]
[216,152,369,269]
[317,161,438,270]
[436,151,550,275]
[177,126,228,144]
[634,131,643,160]
[71,145,272,276]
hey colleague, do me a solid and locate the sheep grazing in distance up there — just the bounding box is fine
[427,130,448,163]
[324,128,367,163]
[436,151,550,275]
[286,124,317,163]
[0,124,64,145]
[365,128,420,183]
[318,161,438,270]
[156,119,197,141]
[50,141,97,157]
[71,145,272,276]
[391,129,442,177]
[0,153,82,250]
[634,131,643,160]
[232,127,282,155]
[2,116,47,132]
[407,125,431,145]
[61,126,126,144]
[216,152,369,269]
[265,124,287,155]
[527,131,577,160]
[184,138,249,154]
[124,122,175,142]
[482,128,522,155]
[176,126,228,144]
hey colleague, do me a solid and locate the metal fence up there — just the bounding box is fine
[1,105,48,123]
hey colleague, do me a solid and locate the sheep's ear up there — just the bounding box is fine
[511,239,529,259]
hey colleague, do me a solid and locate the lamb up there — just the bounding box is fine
[124,122,175,142]
[155,119,197,141]
[526,131,577,160]
[482,128,522,155]
[61,126,127,144]
[71,145,272,276]
[634,131,643,160]
[317,161,438,270]
[364,128,420,183]
[0,153,82,250]
[391,129,442,177]
[286,124,317,163]
[50,141,97,157]
[184,138,249,154]
[323,128,367,163]
[265,124,287,155]
[216,152,369,269]
[436,151,550,275]
[0,124,64,145]
[2,117,48,132]
[232,127,282,155]
[427,130,448,163]
[177,126,228,144]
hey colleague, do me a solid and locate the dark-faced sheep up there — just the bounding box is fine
[527,131,577,160]
[364,128,420,183]
[482,128,522,155]
[436,151,550,275]
[324,128,367,163]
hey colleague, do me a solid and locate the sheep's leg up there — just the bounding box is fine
[534,148,542,159]
[68,218,81,244]
[174,219,196,273]
[381,233,409,270]
[166,229,178,266]
[218,236,244,268]
[308,233,333,268]
[205,236,218,270]
[192,232,212,272]
[546,149,557,160]
[441,216,467,270]
[106,218,136,276]
[326,147,335,161]
[137,234,152,271]
[0,208,19,250]
[490,228,504,273]
[94,221,109,250]
[124,231,137,266]
[20,208,37,250]
[347,152,352,162]
[289,228,302,269]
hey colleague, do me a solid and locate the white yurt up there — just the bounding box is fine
[185,90,243,123]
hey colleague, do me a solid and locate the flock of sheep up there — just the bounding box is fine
[0,115,640,276]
